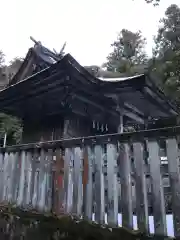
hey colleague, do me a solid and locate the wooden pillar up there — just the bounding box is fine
[116,95,124,134]
[117,106,124,133]
[63,119,70,138]
[116,105,124,218]
[145,117,151,130]
[3,132,7,147]
[118,113,123,133]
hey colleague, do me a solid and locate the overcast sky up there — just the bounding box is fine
[0,0,180,66]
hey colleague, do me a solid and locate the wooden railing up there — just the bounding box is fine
[0,126,180,237]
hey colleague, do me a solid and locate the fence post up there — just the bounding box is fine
[64,148,73,213]
[94,145,105,224]
[118,142,133,229]
[166,138,180,237]
[106,143,118,226]
[83,147,93,220]
[133,142,149,232]
[147,140,167,235]
[72,147,83,216]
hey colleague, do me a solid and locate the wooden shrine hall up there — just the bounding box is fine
[0,38,180,238]
[0,38,178,143]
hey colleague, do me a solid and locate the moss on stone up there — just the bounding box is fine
[0,205,175,240]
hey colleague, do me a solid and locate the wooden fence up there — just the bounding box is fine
[0,126,180,237]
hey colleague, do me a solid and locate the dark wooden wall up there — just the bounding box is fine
[22,113,102,144]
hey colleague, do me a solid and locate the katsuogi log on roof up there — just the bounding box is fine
[9,36,66,86]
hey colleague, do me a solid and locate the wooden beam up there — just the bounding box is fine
[0,74,67,108]
[74,95,118,117]
[141,87,174,117]
[124,102,146,117]
[3,89,145,126]
[0,66,65,103]
[123,110,145,124]
[114,95,145,125]
[145,75,178,114]
[144,86,177,115]
[3,125,180,152]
